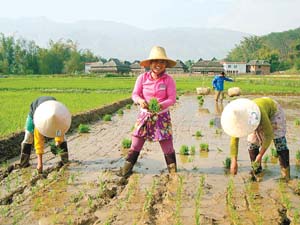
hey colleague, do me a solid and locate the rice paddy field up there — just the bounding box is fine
[0,74,300,225]
[1,74,300,138]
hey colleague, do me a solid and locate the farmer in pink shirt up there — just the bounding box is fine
[119,46,177,177]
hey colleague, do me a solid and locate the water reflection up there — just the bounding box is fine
[214,102,224,129]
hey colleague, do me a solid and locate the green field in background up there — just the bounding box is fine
[0,74,299,138]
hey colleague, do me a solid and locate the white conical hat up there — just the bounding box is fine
[33,100,72,138]
[221,98,261,137]
[140,46,176,68]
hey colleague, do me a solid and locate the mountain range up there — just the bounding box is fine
[0,17,250,61]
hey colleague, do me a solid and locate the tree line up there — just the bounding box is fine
[1,27,300,75]
[0,33,99,75]
[226,28,300,72]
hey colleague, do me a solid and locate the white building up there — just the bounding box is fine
[222,62,247,74]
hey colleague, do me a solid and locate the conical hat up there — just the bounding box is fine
[221,98,261,137]
[33,100,71,138]
[140,46,176,68]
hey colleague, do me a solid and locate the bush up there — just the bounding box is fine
[126,104,132,109]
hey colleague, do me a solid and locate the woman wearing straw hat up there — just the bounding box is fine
[119,46,177,177]
[19,96,71,173]
[221,97,290,180]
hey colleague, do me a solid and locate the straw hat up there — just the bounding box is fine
[221,98,261,137]
[33,100,72,138]
[140,46,176,68]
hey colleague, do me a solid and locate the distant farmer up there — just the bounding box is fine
[212,71,233,102]
[119,46,177,177]
[19,96,72,173]
[221,97,290,180]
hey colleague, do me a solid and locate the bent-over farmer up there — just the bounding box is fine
[221,97,290,180]
[19,96,71,173]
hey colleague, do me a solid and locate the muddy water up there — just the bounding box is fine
[0,95,300,225]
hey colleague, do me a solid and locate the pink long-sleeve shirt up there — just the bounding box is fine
[132,71,176,110]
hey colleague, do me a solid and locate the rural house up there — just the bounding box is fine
[85,58,130,74]
[167,60,188,74]
[222,62,247,74]
[247,60,271,75]
[130,60,144,75]
[191,59,224,74]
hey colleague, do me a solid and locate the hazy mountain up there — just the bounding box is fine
[0,17,250,61]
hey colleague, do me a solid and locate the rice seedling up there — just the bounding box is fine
[78,123,90,133]
[200,143,209,152]
[122,138,132,149]
[296,150,300,164]
[195,130,203,137]
[251,161,261,171]
[175,175,184,225]
[103,114,112,121]
[215,128,223,135]
[226,178,240,224]
[179,145,189,155]
[279,180,292,210]
[195,175,205,225]
[223,157,231,169]
[263,155,269,163]
[33,197,42,211]
[190,145,196,155]
[148,98,161,113]
[294,118,300,126]
[70,191,84,203]
[244,182,263,224]
[117,109,124,115]
[271,147,278,157]
[197,95,203,100]
[143,178,157,212]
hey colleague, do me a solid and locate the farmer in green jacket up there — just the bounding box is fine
[221,97,290,180]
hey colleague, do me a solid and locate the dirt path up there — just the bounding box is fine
[1,95,300,225]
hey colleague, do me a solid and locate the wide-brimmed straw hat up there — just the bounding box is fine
[221,98,261,137]
[34,100,72,138]
[140,46,176,68]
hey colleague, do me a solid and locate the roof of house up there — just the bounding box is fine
[247,60,270,66]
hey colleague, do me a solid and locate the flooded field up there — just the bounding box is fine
[0,94,300,225]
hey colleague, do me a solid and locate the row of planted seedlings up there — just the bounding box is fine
[0,103,135,224]
[278,179,300,224]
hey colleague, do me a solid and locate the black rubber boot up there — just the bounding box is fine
[119,150,140,177]
[164,153,177,173]
[59,142,69,164]
[278,150,290,180]
[19,143,32,168]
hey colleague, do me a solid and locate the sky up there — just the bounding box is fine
[0,0,299,35]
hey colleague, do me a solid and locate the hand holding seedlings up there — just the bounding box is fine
[138,98,148,109]
[148,98,161,113]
